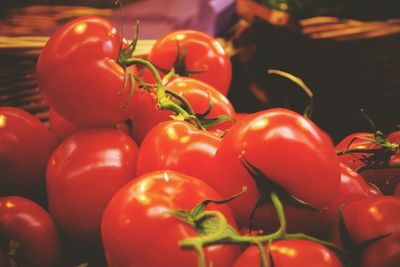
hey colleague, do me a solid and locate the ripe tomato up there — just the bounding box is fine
[209,108,340,236]
[147,30,232,95]
[136,120,221,185]
[336,163,381,206]
[0,196,61,267]
[101,170,240,267]
[131,77,235,144]
[343,196,400,245]
[233,239,343,267]
[49,109,130,142]
[336,132,400,194]
[46,129,138,250]
[37,16,138,126]
[0,107,57,199]
[361,231,400,267]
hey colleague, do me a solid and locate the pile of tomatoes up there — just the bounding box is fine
[1,16,399,267]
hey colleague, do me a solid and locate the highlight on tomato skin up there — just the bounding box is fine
[101,170,240,267]
[0,196,62,267]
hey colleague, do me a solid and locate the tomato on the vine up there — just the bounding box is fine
[0,196,61,267]
[37,16,139,126]
[46,129,139,251]
[131,76,235,144]
[336,132,400,194]
[146,30,232,95]
[233,239,343,267]
[208,108,340,237]
[361,231,400,267]
[0,107,57,199]
[101,170,239,267]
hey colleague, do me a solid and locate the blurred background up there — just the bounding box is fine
[1,0,400,142]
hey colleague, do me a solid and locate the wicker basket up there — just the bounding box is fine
[231,0,400,142]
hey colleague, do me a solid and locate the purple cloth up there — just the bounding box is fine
[108,0,235,39]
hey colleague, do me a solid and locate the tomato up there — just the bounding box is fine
[343,196,400,245]
[336,132,375,170]
[131,77,235,144]
[136,120,221,185]
[101,170,239,267]
[49,109,81,142]
[0,107,57,199]
[208,108,340,236]
[147,30,232,95]
[0,196,61,267]
[46,129,138,251]
[336,163,381,206]
[336,132,400,194]
[361,231,400,267]
[37,16,139,126]
[233,239,343,267]
[49,109,131,142]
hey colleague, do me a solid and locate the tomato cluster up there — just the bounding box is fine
[1,15,400,267]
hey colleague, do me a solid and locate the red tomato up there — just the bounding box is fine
[49,109,131,142]
[329,163,381,246]
[131,77,235,144]
[49,109,81,142]
[336,163,381,206]
[136,120,221,185]
[336,132,400,194]
[343,196,400,245]
[0,196,61,267]
[361,231,400,267]
[0,107,57,199]
[46,129,138,250]
[101,170,239,267]
[209,108,340,236]
[233,239,343,267]
[147,30,232,95]
[37,16,139,126]
[336,132,375,170]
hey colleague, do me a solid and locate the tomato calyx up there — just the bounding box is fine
[170,189,342,267]
[153,39,207,77]
[239,155,321,231]
[267,69,314,118]
[336,130,400,173]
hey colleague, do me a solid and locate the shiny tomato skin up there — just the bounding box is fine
[336,163,381,206]
[0,107,57,198]
[336,132,400,194]
[46,129,138,248]
[233,239,343,267]
[49,109,130,142]
[101,170,239,267]
[336,132,375,170]
[37,16,138,126]
[0,196,61,267]
[343,196,400,245]
[148,30,232,95]
[361,231,400,267]
[165,77,236,133]
[136,120,221,184]
[131,77,235,144]
[209,108,340,235]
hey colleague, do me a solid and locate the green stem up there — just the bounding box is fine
[336,148,382,156]
[121,57,202,129]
